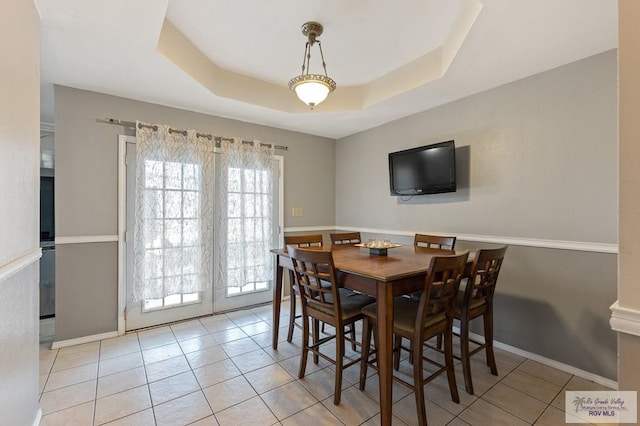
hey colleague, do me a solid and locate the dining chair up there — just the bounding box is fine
[410,233,456,302]
[453,245,508,394]
[288,246,375,405]
[284,234,323,342]
[414,233,457,250]
[408,234,457,327]
[330,232,362,245]
[359,252,469,425]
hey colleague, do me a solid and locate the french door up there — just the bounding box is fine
[122,136,283,331]
[213,154,282,313]
[124,139,213,330]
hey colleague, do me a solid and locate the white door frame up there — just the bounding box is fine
[117,134,130,335]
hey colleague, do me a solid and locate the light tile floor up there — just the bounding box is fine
[39,301,612,425]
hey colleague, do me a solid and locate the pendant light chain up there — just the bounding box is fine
[317,41,329,77]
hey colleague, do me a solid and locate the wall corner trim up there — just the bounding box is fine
[610,301,640,337]
[0,248,41,282]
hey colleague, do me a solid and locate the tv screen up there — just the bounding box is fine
[388,140,456,196]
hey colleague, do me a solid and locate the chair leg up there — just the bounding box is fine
[443,328,460,403]
[334,323,344,405]
[393,335,402,370]
[312,319,320,364]
[459,317,473,395]
[412,337,428,426]
[287,271,296,342]
[349,324,357,352]
[436,333,443,350]
[483,311,498,376]
[359,318,372,391]
[298,314,309,379]
[372,322,379,354]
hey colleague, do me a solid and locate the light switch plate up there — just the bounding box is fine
[292,207,304,217]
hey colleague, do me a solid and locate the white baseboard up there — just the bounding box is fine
[33,408,42,426]
[51,330,119,349]
[456,326,618,390]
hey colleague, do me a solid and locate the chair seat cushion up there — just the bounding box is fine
[362,297,447,335]
[311,288,375,320]
[454,290,487,315]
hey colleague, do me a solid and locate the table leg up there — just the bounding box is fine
[272,256,284,349]
[376,280,394,426]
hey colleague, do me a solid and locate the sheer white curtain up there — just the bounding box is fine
[132,123,215,302]
[216,138,275,291]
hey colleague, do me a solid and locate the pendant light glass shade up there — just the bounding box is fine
[289,74,336,107]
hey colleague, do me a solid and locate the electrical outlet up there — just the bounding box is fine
[292,207,304,217]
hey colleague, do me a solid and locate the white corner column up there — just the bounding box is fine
[613,0,640,394]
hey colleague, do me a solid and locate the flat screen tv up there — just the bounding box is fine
[388,140,456,196]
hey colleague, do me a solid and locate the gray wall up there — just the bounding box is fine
[336,51,618,379]
[54,86,336,340]
[0,0,41,424]
[53,51,619,380]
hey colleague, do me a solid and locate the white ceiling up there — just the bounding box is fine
[36,0,617,139]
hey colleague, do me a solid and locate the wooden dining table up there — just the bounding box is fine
[270,243,465,426]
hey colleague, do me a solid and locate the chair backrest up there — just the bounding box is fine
[288,246,340,321]
[461,246,508,313]
[284,234,323,248]
[414,233,457,250]
[415,252,469,332]
[330,232,362,245]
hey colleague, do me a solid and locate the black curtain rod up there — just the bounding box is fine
[96,118,288,151]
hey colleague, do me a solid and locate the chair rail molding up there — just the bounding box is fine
[610,301,640,338]
[40,122,55,132]
[55,235,119,245]
[0,248,41,282]
[335,226,618,254]
[284,226,335,233]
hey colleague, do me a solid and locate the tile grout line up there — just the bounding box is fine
[92,339,102,426]
[461,354,575,426]
[135,330,158,426]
